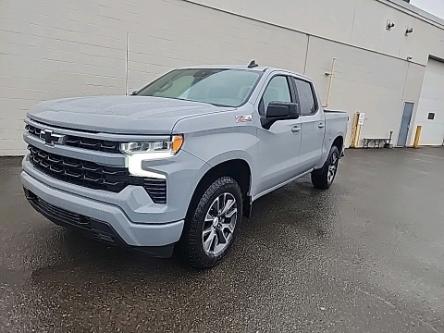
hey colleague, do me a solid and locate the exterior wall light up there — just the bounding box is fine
[386,21,395,30]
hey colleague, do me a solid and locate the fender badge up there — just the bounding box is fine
[235,115,252,123]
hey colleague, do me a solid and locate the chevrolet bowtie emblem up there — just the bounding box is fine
[40,129,65,146]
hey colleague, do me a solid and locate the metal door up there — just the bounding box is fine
[397,102,414,146]
[255,75,303,195]
[416,58,444,145]
[291,77,324,171]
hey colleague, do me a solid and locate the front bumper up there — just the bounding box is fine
[21,167,186,248]
[23,188,175,256]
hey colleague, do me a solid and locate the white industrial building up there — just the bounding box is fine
[1,0,444,155]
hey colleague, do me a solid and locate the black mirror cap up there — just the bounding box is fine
[261,102,300,129]
[130,90,138,96]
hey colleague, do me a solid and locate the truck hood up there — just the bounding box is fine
[27,96,231,134]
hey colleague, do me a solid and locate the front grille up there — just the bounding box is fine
[28,145,167,203]
[26,124,120,153]
[25,189,124,245]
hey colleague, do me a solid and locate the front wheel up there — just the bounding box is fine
[180,176,243,269]
[311,146,340,189]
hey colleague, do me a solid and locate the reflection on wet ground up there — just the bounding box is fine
[1,148,443,332]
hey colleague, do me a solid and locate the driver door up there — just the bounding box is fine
[256,75,303,195]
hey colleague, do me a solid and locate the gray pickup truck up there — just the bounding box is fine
[21,65,348,268]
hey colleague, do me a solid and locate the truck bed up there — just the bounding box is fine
[324,108,348,114]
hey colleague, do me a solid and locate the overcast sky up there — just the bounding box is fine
[410,0,444,19]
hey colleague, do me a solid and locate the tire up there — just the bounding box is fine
[180,176,243,269]
[311,145,340,190]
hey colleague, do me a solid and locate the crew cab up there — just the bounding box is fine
[21,64,348,268]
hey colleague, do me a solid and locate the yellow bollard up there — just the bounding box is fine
[413,126,422,148]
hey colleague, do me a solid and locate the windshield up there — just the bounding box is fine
[136,69,261,107]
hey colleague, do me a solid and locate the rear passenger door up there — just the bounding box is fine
[290,77,324,171]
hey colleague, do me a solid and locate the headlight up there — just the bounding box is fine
[120,135,183,155]
[121,135,183,178]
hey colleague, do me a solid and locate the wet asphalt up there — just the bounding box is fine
[1,148,444,333]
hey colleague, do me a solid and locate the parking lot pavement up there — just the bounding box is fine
[1,148,444,332]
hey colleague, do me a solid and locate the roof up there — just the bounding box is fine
[176,64,313,81]
[384,0,444,29]
[177,64,268,72]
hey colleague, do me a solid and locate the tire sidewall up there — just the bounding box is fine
[184,177,243,268]
[311,145,340,189]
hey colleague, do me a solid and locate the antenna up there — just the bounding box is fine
[248,60,258,68]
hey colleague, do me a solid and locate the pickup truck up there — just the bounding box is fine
[21,64,348,268]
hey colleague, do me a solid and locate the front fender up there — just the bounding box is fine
[173,106,261,196]
[182,129,259,185]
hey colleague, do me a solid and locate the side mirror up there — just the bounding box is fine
[261,102,300,129]
[131,90,138,96]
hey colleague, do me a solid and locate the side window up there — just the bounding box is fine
[259,76,291,115]
[294,79,317,116]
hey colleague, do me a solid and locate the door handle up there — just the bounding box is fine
[318,122,325,129]
[291,125,301,133]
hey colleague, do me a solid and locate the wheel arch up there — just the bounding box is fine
[332,135,344,153]
[186,158,252,220]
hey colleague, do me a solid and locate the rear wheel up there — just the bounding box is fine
[311,146,340,189]
[181,176,243,269]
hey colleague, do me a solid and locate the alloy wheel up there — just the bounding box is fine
[202,193,238,256]
[327,151,339,184]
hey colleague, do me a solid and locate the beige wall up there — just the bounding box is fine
[190,0,444,65]
[1,0,444,155]
[304,36,425,144]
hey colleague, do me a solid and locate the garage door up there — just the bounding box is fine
[415,58,444,146]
